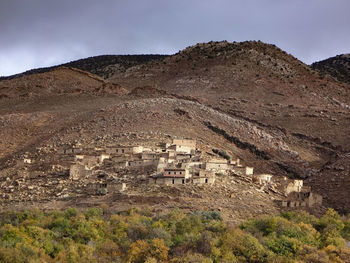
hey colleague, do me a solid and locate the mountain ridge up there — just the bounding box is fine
[312,54,350,85]
[0,54,168,80]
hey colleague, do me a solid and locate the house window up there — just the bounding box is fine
[122,149,124,153]
[168,172,171,175]
[179,172,182,174]
[172,179,175,184]
[205,179,208,183]
[182,179,185,184]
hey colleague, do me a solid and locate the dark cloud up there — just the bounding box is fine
[1,0,349,76]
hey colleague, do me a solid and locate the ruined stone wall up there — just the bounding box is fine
[285,180,303,195]
[70,164,89,180]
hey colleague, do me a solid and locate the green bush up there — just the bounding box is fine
[0,208,348,262]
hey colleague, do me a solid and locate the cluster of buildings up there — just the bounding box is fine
[14,137,322,209]
[55,138,257,193]
[66,139,238,188]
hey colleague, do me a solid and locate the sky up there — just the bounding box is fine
[1,0,349,76]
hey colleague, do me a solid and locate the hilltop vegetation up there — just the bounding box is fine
[0,207,349,262]
[312,54,350,85]
[0,54,168,80]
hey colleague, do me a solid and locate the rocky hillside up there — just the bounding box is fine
[109,40,350,151]
[0,67,128,100]
[312,54,350,84]
[0,40,349,215]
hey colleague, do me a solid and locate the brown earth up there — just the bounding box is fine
[0,40,349,216]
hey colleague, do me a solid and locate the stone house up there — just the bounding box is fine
[199,169,214,178]
[149,177,188,185]
[204,159,228,173]
[232,166,254,176]
[278,178,323,208]
[163,168,190,179]
[175,153,193,163]
[172,139,196,149]
[106,145,143,155]
[73,154,108,167]
[192,176,215,185]
[111,155,128,163]
[230,158,241,166]
[167,144,194,154]
[252,174,273,184]
[307,192,323,207]
[245,167,254,175]
[99,153,110,164]
[149,167,190,185]
[150,167,215,186]
[191,169,215,185]
[69,163,92,180]
[58,148,82,155]
[114,161,129,169]
[281,191,322,208]
[128,159,158,169]
[181,161,203,170]
[89,181,127,195]
[140,153,158,159]
[156,158,168,173]
[159,151,175,159]
[81,156,100,169]
[284,179,304,195]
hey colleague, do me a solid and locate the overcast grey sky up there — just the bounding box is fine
[1,0,349,76]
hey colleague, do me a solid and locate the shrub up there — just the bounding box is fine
[84,208,103,220]
[64,208,78,219]
[0,208,347,262]
[219,150,230,160]
[265,233,302,257]
[148,227,172,247]
[342,217,350,239]
[220,229,271,262]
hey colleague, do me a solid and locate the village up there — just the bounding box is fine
[0,137,322,210]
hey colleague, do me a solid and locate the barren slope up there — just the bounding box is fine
[0,66,128,100]
[0,40,349,214]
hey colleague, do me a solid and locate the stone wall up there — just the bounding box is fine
[149,177,186,185]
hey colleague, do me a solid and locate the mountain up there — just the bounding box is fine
[109,40,350,152]
[312,54,350,85]
[0,41,349,217]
